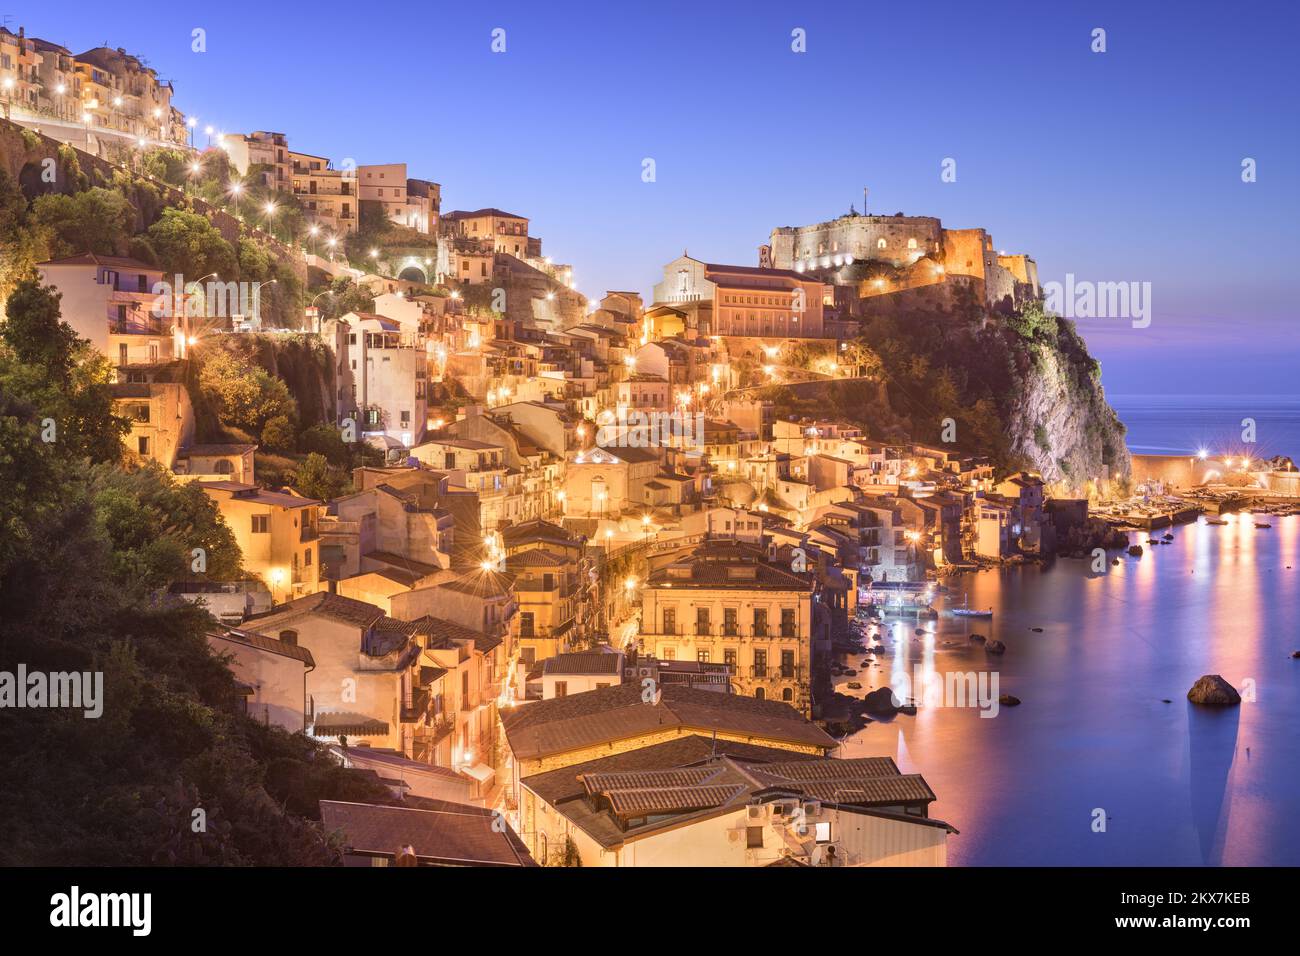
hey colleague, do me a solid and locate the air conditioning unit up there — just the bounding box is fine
[727,829,744,844]
[772,802,796,818]
[801,800,822,818]
[747,805,765,820]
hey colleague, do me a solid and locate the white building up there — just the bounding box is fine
[326,312,428,450]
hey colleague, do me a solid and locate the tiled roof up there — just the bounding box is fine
[38,252,161,271]
[319,800,536,866]
[604,784,747,817]
[519,735,819,804]
[207,627,315,666]
[505,549,568,568]
[502,683,835,760]
[542,652,622,676]
[247,591,384,628]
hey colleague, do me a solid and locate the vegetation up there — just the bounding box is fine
[0,278,390,864]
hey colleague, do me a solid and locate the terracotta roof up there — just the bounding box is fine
[541,652,622,676]
[207,627,315,666]
[319,800,536,866]
[519,735,819,804]
[502,683,835,760]
[247,591,385,628]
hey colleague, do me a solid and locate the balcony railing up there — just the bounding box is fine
[780,626,797,638]
[695,624,711,636]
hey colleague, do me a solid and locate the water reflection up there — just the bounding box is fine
[842,515,1300,865]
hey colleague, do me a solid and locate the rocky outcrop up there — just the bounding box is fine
[1003,326,1131,489]
[1187,675,1241,706]
[863,687,900,714]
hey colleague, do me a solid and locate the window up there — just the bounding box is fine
[695,608,710,636]
[877,238,887,249]
[754,688,765,700]
[782,688,794,702]
[252,515,270,534]
[753,650,767,675]
[697,650,710,663]
[304,549,312,567]
[746,826,764,849]
[724,648,737,669]
[137,436,149,455]
[815,822,831,843]
[279,629,298,646]
[781,608,797,637]
[723,608,737,635]
[662,608,676,635]
[520,612,534,637]
[753,608,768,637]
[781,650,795,679]
[554,681,567,698]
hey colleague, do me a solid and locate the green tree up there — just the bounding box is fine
[2,277,79,383]
[146,207,238,283]
[197,349,298,435]
[29,188,135,258]
[290,452,343,501]
[261,413,297,451]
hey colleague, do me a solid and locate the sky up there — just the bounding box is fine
[16,0,1299,394]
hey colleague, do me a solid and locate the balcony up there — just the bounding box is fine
[780,626,797,638]
[752,626,768,638]
[722,624,738,637]
[695,624,711,637]
[749,665,769,679]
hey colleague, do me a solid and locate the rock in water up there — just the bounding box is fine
[999,694,1021,706]
[863,687,899,714]
[986,639,1007,655]
[1128,545,1144,556]
[1186,675,1241,705]
[969,632,987,642]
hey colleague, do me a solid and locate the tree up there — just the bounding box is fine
[291,452,343,501]
[261,413,297,451]
[2,277,78,383]
[197,349,297,434]
[29,188,135,258]
[146,207,238,283]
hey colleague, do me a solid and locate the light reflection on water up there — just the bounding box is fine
[840,514,1300,865]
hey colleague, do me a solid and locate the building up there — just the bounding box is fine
[652,255,829,338]
[517,739,952,867]
[639,540,817,713]
[502,681,836,808]
[206,626,315,732]
[37,254,191,368]
[440,208,531,258]
[290,150,357,237]
[357,163,439,234]
[319,799,536,866]
[327,312,428,450]
[245,592,432,756]
[223,131,291,192]
[197,482,321,604]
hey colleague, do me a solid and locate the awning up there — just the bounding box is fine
[462,763,495,784]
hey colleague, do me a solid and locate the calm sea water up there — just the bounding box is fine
[840,393,1300,865]
[1109,394,1300,461]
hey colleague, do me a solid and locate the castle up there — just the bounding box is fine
[765,203,1040,313]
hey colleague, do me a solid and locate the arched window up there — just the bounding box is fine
[755,687,765,700]
[876,238,887,249]
[214,459,234,475]
[782,687,793,702]
[907,238,918,250]
[279,629,298,646]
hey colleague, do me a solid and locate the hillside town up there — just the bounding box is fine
[3,24,1294,871]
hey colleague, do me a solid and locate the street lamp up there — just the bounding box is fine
[228,181,243,219]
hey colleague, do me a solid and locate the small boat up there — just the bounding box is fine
[951,608,993,618]
[1255,522,1272,529]
[1206,518,1229,526]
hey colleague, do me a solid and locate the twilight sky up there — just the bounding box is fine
[20,0,1299,394]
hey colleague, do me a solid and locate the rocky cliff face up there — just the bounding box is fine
[1002,332,1131,488]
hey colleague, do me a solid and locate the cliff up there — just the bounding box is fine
[812,286,1130,491]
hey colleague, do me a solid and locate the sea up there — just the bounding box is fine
[840,393,1300,866]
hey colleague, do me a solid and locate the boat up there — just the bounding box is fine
[1206,518,1229,526]
[1255,522,1272,529]
[946,594,993,619]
